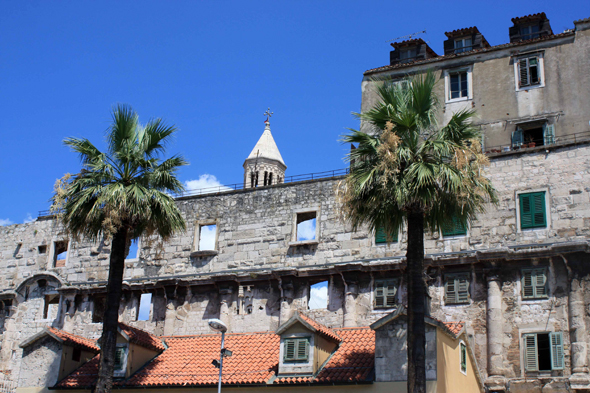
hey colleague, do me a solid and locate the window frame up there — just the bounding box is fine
[290,207,321,246]
[283,337,310,363]
[373,279,398,309]
[517,190,549,231]
[113,343,129,378]
[521,268,548,300]
[520,25,540,41]
[444,66,473,103]
[51,239,70,268]
[454,37,472,54]
[522,332,564,372]
[460,341,467,375]
[191,219,219,256]
[444,273,470,305]
[375,226,398,244]
[441,216,468,238]
[514,53,545,91]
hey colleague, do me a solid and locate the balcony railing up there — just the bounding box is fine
[38,168,350,218]
[484,129,590,155]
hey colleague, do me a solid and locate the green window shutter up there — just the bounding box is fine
[442,216,467,237]
[460,343,467,373]
[375,280,397,308]
[533,269,547,298]
[284,339,296,361]
[445,276,457,304]
[523,334,539,372]
[375,226,397,244]
[522,270,535,299]
[512,129,524,148]
[374,281,385,308]
[519,58,529,87]
[385,280,397,307]
[457,274,470,304]
[543,124,555,145]
[520,192,546,229]
[296,338,309,361]
[549,332,564,370]
[446,274,470,304]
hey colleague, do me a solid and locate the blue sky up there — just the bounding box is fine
[1,1,588,225]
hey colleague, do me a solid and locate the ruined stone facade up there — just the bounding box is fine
[2,12,590,393]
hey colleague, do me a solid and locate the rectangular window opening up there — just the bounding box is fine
[308,281,328,310]
[442,216,467,237]
[399,48,417,63]
[198,224,217,251]
[375,226,398,244]
[519,192,547,229]
[445,273,470,304]
[449,71,468,100]
[519,56,541,88]
[43,295,59,320]
[296,212,317,241]
[523,332,564,372]
[72,347,82,362]
[284,338,310,363]
[460,342,467,374]
[454,37,472,53]
[114,344,128,377]
[521,25,540,41]
[38,245,47,254]
[374,279,397,309]
[92,296,106,323]
[136,293,152,321]
[522,268,548,299]
[54,240,68,267]
[125,238,139,260]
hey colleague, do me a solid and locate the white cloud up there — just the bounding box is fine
[309,281,328,309]
[23,213,35,224]
[0,218,13,226]
[297,218,316,241]
[185,174,232,194]
[199,224,217,251]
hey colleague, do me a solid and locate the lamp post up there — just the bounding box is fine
[208,319,228,393]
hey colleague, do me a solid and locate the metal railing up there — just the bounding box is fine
[38,168,349,218]
[484,129,590,155]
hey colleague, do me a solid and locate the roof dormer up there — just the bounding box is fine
[443,26,490,55]
[389,38,438,66]
[275,312,341,376]
[111,323,166,378]
[509,12,553,43]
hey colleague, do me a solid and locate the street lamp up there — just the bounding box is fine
[208,319,230,393]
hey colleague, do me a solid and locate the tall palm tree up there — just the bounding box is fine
[341,73,497,393]
[52,105,187,393]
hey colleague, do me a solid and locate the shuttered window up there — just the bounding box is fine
[519,56,541,87]
[375,226,398,244]
[523,332,564,372]
[445,273,470,304]
[442,216,467,237]
[519,192,547,229]
[374,279,397,309]
[284,338,310,362]
[522,268,548,299]
[114,344,128,377]
[460,342,467,374]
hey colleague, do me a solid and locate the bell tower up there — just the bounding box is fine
[243,109,287,189]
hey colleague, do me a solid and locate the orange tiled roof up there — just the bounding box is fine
[47,327,99,353]
[298,313,342,343]
[119,323,166,352]
[56,327,375,388]
[442,321,464,336]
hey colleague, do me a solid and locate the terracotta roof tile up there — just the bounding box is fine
[298,313,342,343]
[56,327,374,388]
[511,12,547,24]
[47,327,99,353]
[442,321,464,336]
[119,323,166,352]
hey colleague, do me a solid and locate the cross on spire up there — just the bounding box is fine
[264,108,273,122]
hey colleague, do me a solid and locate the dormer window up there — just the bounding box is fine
[399,48,416,62]
[284,337,310,363]
[454,37,472,53]
[520,25,540,40]
[114,344,128,378]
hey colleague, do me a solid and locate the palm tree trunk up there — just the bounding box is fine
[406,210,426,393]
[94,226,128,393]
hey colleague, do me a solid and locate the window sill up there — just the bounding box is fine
[442,234,467,239]
[445,97,471,104]
[289,240,319,247]
[516,84,544,91]
[190,250,218,257]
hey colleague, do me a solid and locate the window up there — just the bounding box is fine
[308,281,328,310]
[114,344,128,377]
[442,216,467,237]
[445,273,470,304]
[72,347,82,362]
[512,124,554,149]
[43,295,59,320]
[53,240,68,267]
[518,56,541,88]
[399,48,417,62]
[375,226,398,244]
[454,37,472,53]
[520,25,540,41]
[92,296,106,323]
[296,212,317,242]
[284,338,309,362]
[460,342,467,374]
[38,245,47,254]
[136,293,152,321]
[2,300,11,317]
[125,238,139,260]
[198,224,217,251]
[523,332,563,372]
[449,71,468,100]
[519,192,546,229]
[374,279,397,309]
[522,268,548,299]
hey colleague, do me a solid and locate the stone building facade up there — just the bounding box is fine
[1,11,590,393]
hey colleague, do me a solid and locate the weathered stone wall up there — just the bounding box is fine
[18,336,61,388]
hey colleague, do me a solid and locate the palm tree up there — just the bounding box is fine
[341,72,497,393]
[52,105,187,393]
